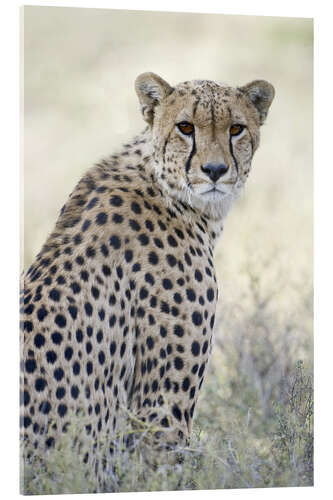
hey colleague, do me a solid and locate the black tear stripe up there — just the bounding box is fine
[162,131,172,166]
[226,105,239,173]
[185,134,196,176]
[229,136,239,174]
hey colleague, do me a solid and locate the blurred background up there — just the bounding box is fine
[23,6,313,490]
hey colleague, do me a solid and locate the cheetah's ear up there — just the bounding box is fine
[239,80,275,125]
[135,72,173,125]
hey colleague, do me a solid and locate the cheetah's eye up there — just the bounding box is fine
[230,124,245,137]
[177,122,194,135]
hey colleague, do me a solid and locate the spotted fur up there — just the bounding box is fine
[21,73,274,476]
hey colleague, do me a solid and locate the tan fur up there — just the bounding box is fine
[21,73,274,478]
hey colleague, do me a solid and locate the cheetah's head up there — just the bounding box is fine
[135,73,274,220]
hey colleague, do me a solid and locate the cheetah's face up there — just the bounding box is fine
[136,73,274,219]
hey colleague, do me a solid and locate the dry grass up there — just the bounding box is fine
[22,6,313,494]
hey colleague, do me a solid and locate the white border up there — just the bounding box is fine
[2,1,332,499]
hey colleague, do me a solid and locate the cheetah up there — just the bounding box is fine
[21,72,274,476]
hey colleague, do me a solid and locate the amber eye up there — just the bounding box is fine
[177,122,194,135]
[230,124,245,136]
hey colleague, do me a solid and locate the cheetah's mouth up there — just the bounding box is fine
[201,187,229,196]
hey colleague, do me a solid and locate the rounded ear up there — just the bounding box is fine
[135,72,173,125]
[239,80,275,125]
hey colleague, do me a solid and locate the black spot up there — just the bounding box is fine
[202,340,209,354]
[110,341,117,356]
[175,228,185,240]
[46,350,57,363]
[96,212,108,225]
[86,341,92,354]
[120,342,126,358]
[162,278,173,290]
[160,301,170,314]
[51,331,63,345]
[131,263,140,273]
[191,341,200,356]
[50,265,57,275]
[35,377,47,391]
[34,333,45,348]
[184,253,192,266]
[146,336,154,350]
[68,305,78,320]
[182,377,190,392]
[23,390,30,406]
[76,329,83,342]
[125,249,133,262]
[131,201,141,214]
[72,362,80,376]
[167,235,178,247]
[64,261,72,271]
[207,288,214,302]
[195,269,203,282]
[73,234,82,245]
[39,401,51,415]
[98,351,105,365]
[24,304,34,315]
[116,266,123,280]
[85,302,93,316]
[139,287,148,301]
[109,235,121,249]
[143,273,154,286]
[86,361,93,376]
[158,220,167,231]
[110,195,123,207]
[112,213,123,224]
[55,314,66,328]
[56,387,65,399]
[129,219,141,232]
[148,251,159,265]
[71,385,79,399]
[70,282,81,294]
[82,219,91,232]
[145,220,154,232]
[173,324,184,337]
[159,326,167,338]
[173,293,182,304]
[87,197,99,209]
[192,311,203,326]
[186,289,196,302]
[198,363,205,378]
[210,315,215,329]
[138,233,149,246]
[154,238,164,248]
[24,320,33,332]
[54,367,64,381]
[109,315,116,327]
[102,264,111,277]
[37,306,48,322]
[58,404,67,417]
[100,244,109,258]
[25,359,36,373]
[174,357,184,370]
[151,380,158,392]
[172,404,182,421]
[86,246,96,258]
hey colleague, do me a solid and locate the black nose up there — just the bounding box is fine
[201,163,229,182]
